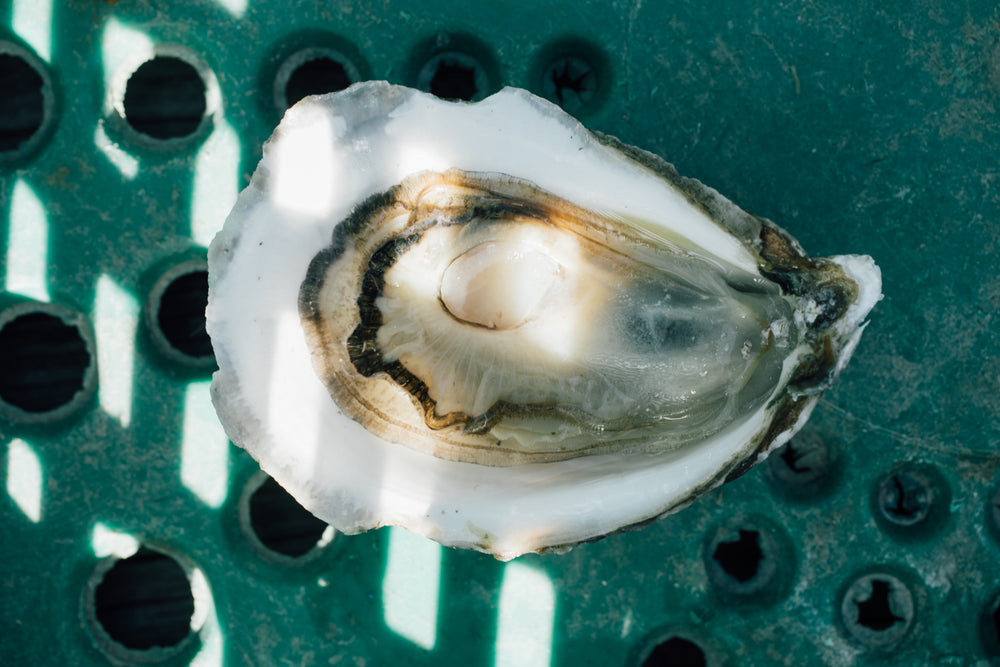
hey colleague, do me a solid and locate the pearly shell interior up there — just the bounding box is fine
[208,82,881,558]
[299,170,795,465]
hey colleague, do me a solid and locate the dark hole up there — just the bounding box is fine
[0,53,45,152]
[548,57,595,106]
[883,474,926,519]
[855,579,905,631]
[979,595,1000,656]
[249,476,329,557]
[780,442,812,473]
[712,529,763,583]
[156,271,213,359]
[0,312,90,412]
[93,547,194,651]
[429,59,478,101]
[285,57,351,107]
[123,57,206,139]
[643,637,707,667]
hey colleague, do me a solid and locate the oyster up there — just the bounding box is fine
[207,82,881,559]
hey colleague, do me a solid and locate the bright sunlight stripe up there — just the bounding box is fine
[12,0,53,62]
[93,275,138,428]
[212,0,248,18]
[191,117,240,247]
[494,562,556,667]
[91,522,140,559]
[5,178,49,302]
[383,527,442,650]
[6,439,43,523]
[189,567,225,667]
[180,380,230,508]
[94,121,139,180]
[100,17,155,116]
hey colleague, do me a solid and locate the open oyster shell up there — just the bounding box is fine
[207,82,881,560]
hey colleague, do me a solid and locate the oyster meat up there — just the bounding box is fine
[207,82,881,559]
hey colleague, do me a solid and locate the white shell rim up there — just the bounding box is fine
[207,82,882,559]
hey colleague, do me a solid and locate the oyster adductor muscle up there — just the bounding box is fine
[208,82,881,559]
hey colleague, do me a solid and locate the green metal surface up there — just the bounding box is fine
[1,1,998,665]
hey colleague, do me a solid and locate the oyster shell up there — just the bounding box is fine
[207,82,881,559]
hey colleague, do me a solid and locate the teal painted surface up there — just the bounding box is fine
[1,1,998,665]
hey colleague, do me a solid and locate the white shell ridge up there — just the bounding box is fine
[207,82,882,560]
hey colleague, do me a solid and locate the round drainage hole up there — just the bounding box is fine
[840,573,914,648]
[418,52,486,101]
[769,432,830,486]
[123,56,206,139]
[855,579,905,631]
[249,476,331,558]
[0,311,91,413]
[643,637,707,667]
[712,529,763,583]
[872,465,949,541]
[430,58,477,100]
[0,52,45,152]
[878,472,931,526]
[156,270,212,360]
[93,547,194,651]
[285,57,352,107]
[705,520,788,604]
[542,56,597,113]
